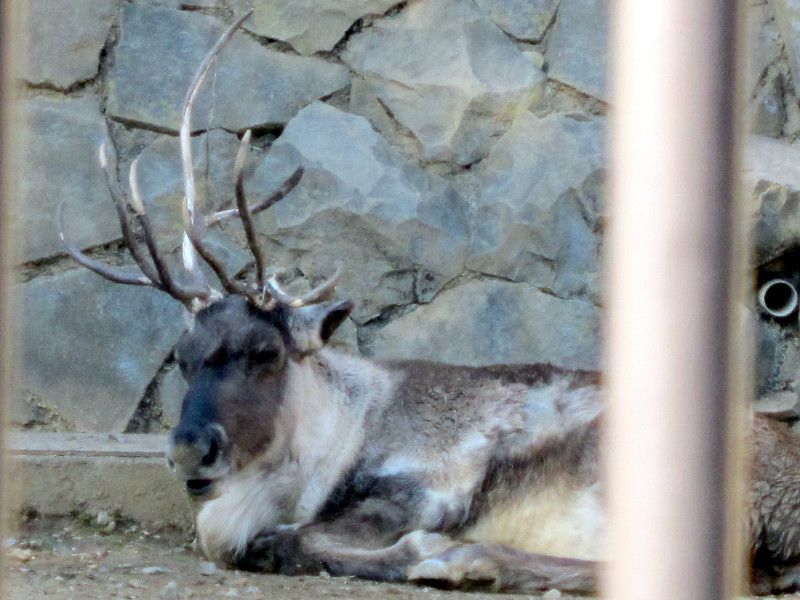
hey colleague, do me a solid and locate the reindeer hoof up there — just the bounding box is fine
[408,546,498,590]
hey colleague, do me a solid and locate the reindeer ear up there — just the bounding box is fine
[284,299,354,356]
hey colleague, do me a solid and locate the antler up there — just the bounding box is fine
[58,143,210,310]
[59,10,341,312]
[262,266,342,308]
[179,10,266,305]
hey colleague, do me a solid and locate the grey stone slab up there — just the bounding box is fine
[245,0,399,55]
[474,0,558,42]
[132,130,241,247]
[126,130,259,290]
[343,0,545,165]
[545,0,609,100]
[549,170,604,303]
[14,97,121,264]
[749,66,787,138]
[752,181,800,266]
[159,366,187,428]
[22,0,114,89]
[16,269,185,432]
[7,431,167,457]
[772,0,800,96]
[245,102,471,322]
[748,1,782,91]
[107,4,350,133]
[365,279,601,370]
[745,135,800,190]
[756,317,800,396]
[7,432,191,530]
[753,390,800,419]
[744,136,800,265]
[466,112,605,286]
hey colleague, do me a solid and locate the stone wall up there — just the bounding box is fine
[10,0,800,433]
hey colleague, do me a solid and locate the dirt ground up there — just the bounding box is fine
[6,517,799,600]
[3,517,577,600]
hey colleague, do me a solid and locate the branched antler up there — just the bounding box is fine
[178,11,263,305]
[58,143,209,309]
[59,10,342,312]
[263,266,342,308]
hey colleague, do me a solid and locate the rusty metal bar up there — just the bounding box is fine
[605,0,747,599]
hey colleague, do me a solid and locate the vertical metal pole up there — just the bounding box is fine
[606,0,747,599]
[0,2,20,597]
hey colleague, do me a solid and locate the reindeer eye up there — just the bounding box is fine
[251,348,280,364]
[248,344,283,372]
[206,347,229,368]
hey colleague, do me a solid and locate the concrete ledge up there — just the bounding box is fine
[6,432,194,531]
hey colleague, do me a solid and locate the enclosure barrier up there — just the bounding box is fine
[0,0,752,597]
[606,0,748,599]
[0,1,17,597]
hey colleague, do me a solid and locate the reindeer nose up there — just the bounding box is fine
[166,424,225,477]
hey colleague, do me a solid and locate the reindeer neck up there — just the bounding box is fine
[282,347,396,522]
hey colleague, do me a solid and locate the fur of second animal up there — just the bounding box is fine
[57,13,800,595]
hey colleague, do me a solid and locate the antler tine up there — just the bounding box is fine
[180,10,258,303]
[233,130,266,289]
[57,201,153,287]
[128,158,210,304]
[263,266,342,308]
[206,166,304,226]
[98,143,162,286]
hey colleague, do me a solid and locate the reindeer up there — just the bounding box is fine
[58,13,800,595]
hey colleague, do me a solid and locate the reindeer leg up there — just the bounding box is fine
[408,542,599,594]
[230,526,457,582]
[228,495,458,581]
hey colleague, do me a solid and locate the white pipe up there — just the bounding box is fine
[758,278,799,318]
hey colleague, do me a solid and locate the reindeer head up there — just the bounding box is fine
[58,12,353,498]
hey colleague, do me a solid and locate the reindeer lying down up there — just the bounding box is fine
[59,14,800,595]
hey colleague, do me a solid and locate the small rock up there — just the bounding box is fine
[244,586,260,595]
[95,511,111,527]
[7,548,33,563]
[101,519,117,535]
[158,581,180,599]
[319,570,331,578]
[142,566,173,575]
[197,561,218,576]
[224,589,240,597]
[543,589,562,600]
